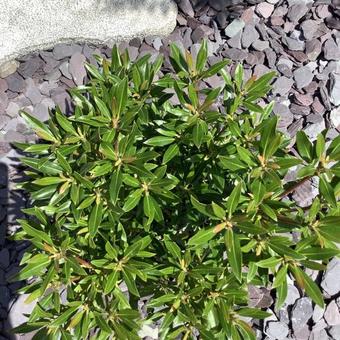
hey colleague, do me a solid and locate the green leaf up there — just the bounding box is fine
[234,64,244,91]
[260,116,277,160]
[256,256,282,268]
[290,266,324,308]
[237,308,271,319]
[104,271,119,294]
[268,242,306,260]
[21,111,57,142]
[99,142,116,160]
[319,174,337,207]
[300,247,340,260]
[190,196,216,218]
[272,264,288,288]
[211,202,226,219]
[123,189,143,212]
[18,219,53,245]
[115,77,128,116]
[226,183,242,218]
[32,177,66,186]
[56,151,72,174]
[122,269,139,297]
[145,136,175,147]
[164,237,182,261]
[88,201,103,237]
[192,119,207,148]
[247,71,276,94]
[77,196,96,210]
[196,39,208,73]
[276,277,288,309]
[51,305,81,327]
[95,314,112,333]
[201,60,229,78]
[296,131,313,161]
[94,96,111,119]
[225,229,242,282]
[162,144,179,164]
[55,112,77,135]
[188,228,215,246]
[12,256,50,281]
[109,169,123,205]
[316,133,325,159]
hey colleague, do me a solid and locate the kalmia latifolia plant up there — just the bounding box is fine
[11,41,340,339]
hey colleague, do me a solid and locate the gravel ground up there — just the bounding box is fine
[0,0,340,339]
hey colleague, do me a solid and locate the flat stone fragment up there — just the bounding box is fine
[273,77,294,95]
[324,300,340,326]
[0,60,19,78]
[303,120,326,140]
[5,102,20,118]
[24,79,42,105]
[329,325,340,339]
[256,2,274,18]
[312,304,325,323]
[5,74,25,93]
[0,0,177,65]
[32,103,49,122]
[242,24,260,49]
[287,3,309,22]
[69,53,87,86]
[17,56,43,78]
[8,294,36,329]
[265,321,289,340]
[306,39,322,61]
[252,40,270,51]
[224,19,245,38]
[330,74,340,106]
[323,38,340,61]
[300,20,319,40]
[293,66,314,89]
[284,36,305,51]
[177,0,194,18]
[309,328,330,340]
[291,297,313,332]
[330,107,340,129]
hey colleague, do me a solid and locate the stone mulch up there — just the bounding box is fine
[0,0,340,339]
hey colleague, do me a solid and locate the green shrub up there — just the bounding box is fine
[12,41,340,339]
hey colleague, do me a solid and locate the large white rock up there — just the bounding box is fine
[0,0,177,65]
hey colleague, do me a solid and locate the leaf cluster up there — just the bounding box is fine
[12,41,340,339]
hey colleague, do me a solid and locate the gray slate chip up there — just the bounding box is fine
[293,66,314,89]
[306,39,322,61]
[324,300,340,326]
[321,258,340,296]
[224,19,245,38]
[323,38,340,61]
[292,297,313,332]
[273,76,294,95]
[287,3,309,22]
[242,24,260,49]
[53,43,82,60]
[5,74,25,93]
[17,56,43,78]
[69,52,86,86]
[265,321,289,340]
[330,73,340,106]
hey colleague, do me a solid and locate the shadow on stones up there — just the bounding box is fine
[0,162,30,340]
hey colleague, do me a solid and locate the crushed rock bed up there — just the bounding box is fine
[0,0,340,339]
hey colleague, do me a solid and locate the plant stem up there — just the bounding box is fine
[279,175,312,199]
